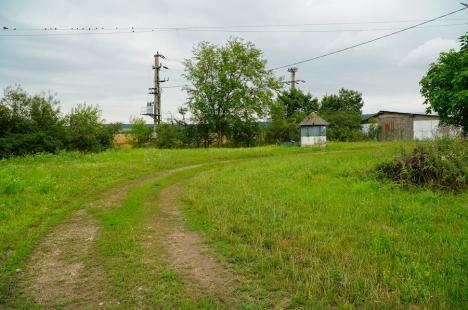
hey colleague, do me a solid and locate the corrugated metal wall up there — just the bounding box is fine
[377,114,413,140]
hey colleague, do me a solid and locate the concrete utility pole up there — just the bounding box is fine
[147,52,168,135]
[286,67,305,90]
[287,67,297,90]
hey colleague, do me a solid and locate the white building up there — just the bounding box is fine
[298,113,330,147]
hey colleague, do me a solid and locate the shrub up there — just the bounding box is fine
[0,132,64,158]
[0,87,119,157]
[377,137,467,191]
[363,118,381,140]
[130,117,153,147]
[155,123,185,148]
[0,86,67,157]
[321,111,363,141]
[66,103,105,152]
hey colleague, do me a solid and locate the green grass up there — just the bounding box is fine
[0,145,315,302]
[87,165,278,309]
[88,167,223,309]
[4,143,386,303]
[5,141,462,309]
[181,144,467,308]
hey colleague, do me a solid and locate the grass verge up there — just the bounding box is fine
[181,144,467,308]
[0,142,407,304]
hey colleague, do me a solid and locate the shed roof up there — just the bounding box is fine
[360,110,438,124]
[298,112,329,126]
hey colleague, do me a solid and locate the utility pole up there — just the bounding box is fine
[286,67,305,90]
[147,51,168,135]
[287,67,297,90]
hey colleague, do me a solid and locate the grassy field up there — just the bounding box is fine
[0,142,466,308]
[181,145,467,308]
[0,145,311,300]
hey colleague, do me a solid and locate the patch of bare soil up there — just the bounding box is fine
[19,165,203,309]
[19,209,110,309]
[150,185,236,295]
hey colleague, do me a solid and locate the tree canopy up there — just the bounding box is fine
[320,88,364,113]
[277,88,319,118]
[420,33,467,134]
[183,38,281,146]
[319,88,364,141]
[130,116,152,147]
[0,86,120,157]
[265,89,318,143]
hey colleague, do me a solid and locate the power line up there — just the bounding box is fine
[1,21,466,37]
[162,84,188,89]
[159,23,466,33]
[153,5,467,91]
[2,17,466,31]
[270,4,468,70]
[152,17,467,29]
[0,23,464,37]
[152,5,468,91]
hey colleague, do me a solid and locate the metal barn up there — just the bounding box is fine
[361,111,440,140]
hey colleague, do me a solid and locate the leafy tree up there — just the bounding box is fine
[183,38,281,146]
[185,123,212,148]
[420,34,468,134]
[0,86,31,134]
[155,122,185,148]
[0,86,65,136]
[321,111,362,141]
[318,88,364,141]
[0,86,121,157]
[230,118,259,147]
[320,88,364,113]
[277,88,319,118]
[101,122,122,148]
[265,101,302,143]
[66,103,106,152]
[130,116,152,147]
[0,86,67,157]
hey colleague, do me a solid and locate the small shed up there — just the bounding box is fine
[298,112,329,147]
[361,111,440,140]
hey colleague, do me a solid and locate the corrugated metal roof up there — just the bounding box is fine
[360,111,438,124]
[298,112,329,126]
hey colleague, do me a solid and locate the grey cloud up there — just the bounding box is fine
[0,0,466,122]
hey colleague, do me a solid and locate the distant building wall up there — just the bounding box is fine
[413,119,440,140]
[301,136,326,147]
[361,123,371,135]
[363,112,440,141]
[376,114,413,140]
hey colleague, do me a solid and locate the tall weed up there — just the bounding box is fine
[378,137,467,191]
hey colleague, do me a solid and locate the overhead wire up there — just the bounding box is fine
[2,17,466,31]
[2,5,465,91]
[0,17,466,37]
[270,5,468,70]
[161,84,189,89]
[154,5,468,89]
[0,23,465,37]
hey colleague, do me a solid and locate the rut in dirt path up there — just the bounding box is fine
[18,165,202,309]
[19,209,110,309]
[145,184,237,295]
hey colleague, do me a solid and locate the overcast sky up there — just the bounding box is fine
[0,0,466,123]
